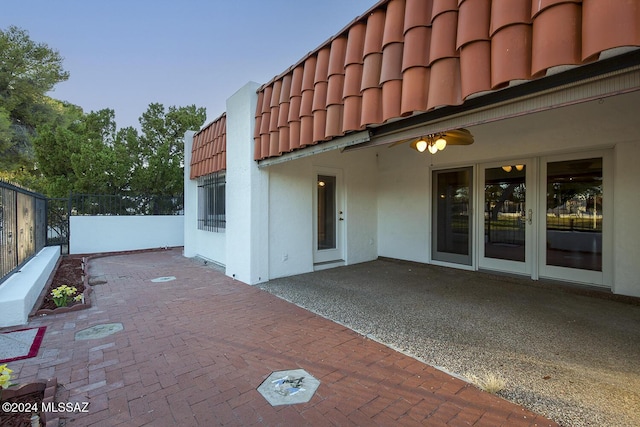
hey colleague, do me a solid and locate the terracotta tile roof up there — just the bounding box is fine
[190,113,226,179]
[254,0,640,160]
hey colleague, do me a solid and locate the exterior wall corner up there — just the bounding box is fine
[226,81,269,285]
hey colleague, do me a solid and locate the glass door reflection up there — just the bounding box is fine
[317,175,336,250]
[546,158,602,271]
[484,165,526,262]
[432,168,472,265]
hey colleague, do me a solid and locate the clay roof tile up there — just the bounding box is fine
[345,22,367,65]
[328,37,348,77]
[404,0,433,32]
[382,0,406,48]
[252,0,640,161]
[456,0,491,49]
[279,74,292,104]
[190,113,227,177]
[582,0,640,62]
[490,0,532,35]
[531,1,582,78]
[363,9,386,56]
[314,48,331,84]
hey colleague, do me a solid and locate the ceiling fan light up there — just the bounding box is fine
[415,139,428,152]
[428,143,438,154]
[435,137,447,151]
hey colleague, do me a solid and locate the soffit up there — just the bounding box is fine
[254,0,640,162]
[190,113,226,179]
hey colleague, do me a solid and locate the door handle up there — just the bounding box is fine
[527,209,533,225]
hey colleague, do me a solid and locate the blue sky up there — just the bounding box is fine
[2,0,377,130]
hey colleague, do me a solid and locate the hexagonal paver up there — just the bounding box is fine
[257,369,320,406]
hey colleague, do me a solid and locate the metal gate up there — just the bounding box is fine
[0,181,47,283]
[46,197,70,255]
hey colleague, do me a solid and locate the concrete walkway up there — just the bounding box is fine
[4,248,558,426]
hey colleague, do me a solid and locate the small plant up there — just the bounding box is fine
[466,370,506,394]
[50,284,82,307]
[0,364,15,399]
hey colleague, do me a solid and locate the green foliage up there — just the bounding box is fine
[34,104,206,197]
[0,106,11,162]
[0,26,70,169]
[130,103,206,196]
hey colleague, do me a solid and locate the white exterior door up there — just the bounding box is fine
[313,169,344,264]
[476,152,610,288]
[478,159,535,276]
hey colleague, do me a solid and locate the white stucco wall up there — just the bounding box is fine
[377,148,431,263]
[184,227,226,266]
[268,160,314,279]
[183,130,226,266]
[225,82,269,284]
[266,148,378,279]
[613,140,640,297]
[343,149,379,265]
[69,216,184,254]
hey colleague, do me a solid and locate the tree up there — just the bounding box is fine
[0,26,70,168]
[34,108,133,196]
[130,103,206,196]
[33,103,206,198]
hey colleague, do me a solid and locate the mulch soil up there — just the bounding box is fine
[38,256,85,311]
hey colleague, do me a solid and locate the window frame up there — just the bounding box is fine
[197,172,226,232]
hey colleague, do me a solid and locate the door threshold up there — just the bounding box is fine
[313,260,345,271]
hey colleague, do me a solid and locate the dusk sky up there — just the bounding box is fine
[2,0,377,130]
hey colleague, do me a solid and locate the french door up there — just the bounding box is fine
[474,153,608,287]
[478,159,535,275]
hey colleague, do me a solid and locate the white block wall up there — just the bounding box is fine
[70,216,184,254]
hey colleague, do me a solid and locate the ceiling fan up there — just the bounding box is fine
[388,128,474,154]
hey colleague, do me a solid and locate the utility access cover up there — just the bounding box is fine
[75,323,123,341]
[257,369,320,406]
[151,276,176,282]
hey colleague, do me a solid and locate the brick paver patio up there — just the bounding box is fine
[5,249,558,426]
